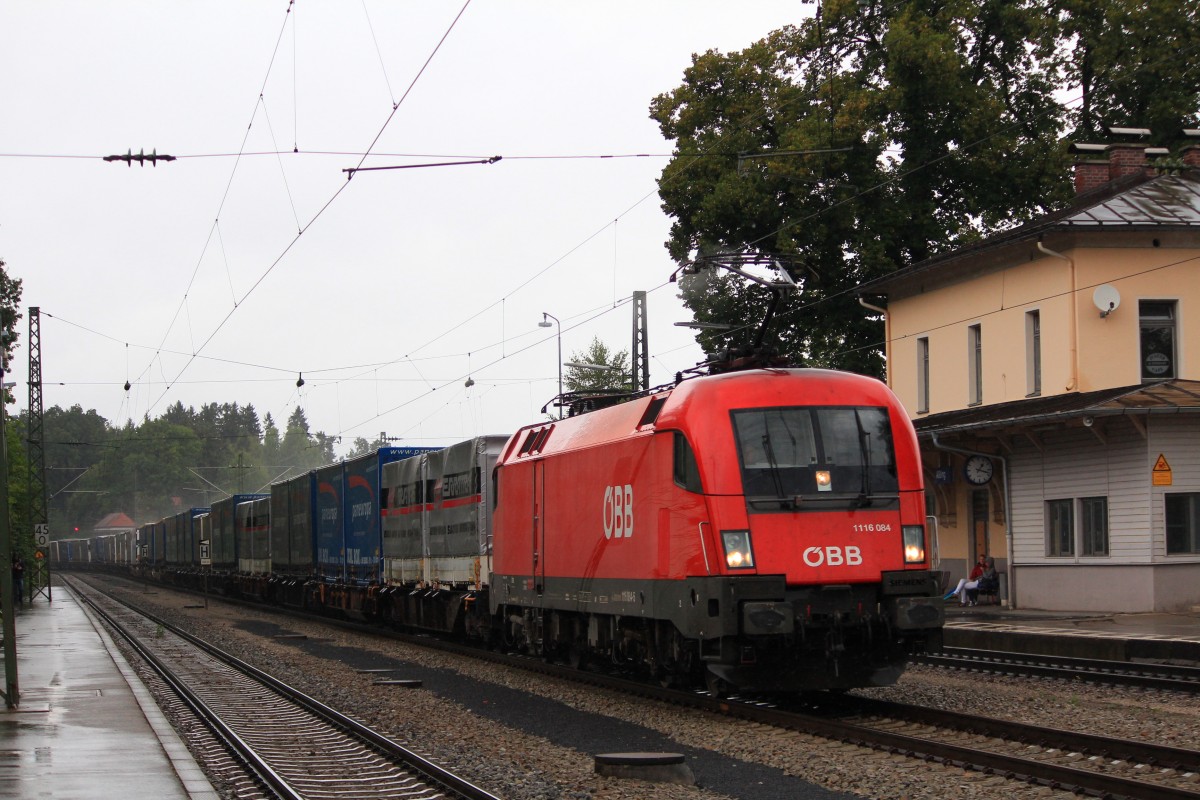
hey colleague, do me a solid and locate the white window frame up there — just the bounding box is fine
[1025,310,1041,397]
[967,323,982,406]
[917,336,929,413]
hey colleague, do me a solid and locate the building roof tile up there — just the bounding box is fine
[861,171,1200,295]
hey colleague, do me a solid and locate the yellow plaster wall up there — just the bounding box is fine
[1073,248,1200,390]
[889,255,1073,416]
[888,245,1200,418]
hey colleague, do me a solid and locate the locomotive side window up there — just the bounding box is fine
[638,396,668,428]
[672,432,703,493]
[518,429,539,455]
[732,406,899,509]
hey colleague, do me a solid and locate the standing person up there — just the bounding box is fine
[11,554,24,606]
[943,555,985,606]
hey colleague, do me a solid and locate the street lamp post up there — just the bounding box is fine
[539,313,562,419]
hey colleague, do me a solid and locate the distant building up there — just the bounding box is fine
[861,140,1200,612]
[85,512,137,564]
[92,512,135,535]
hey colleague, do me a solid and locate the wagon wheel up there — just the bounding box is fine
[566,641,588,671]
[704,669,729,699]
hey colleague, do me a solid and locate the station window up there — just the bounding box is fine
[916,337,929,413]
[967,324,982,406]
[1080,497,1108,556]
[1165,493,1200,554]
[1046,499,1074,556]
[1025,310,1041,397]
[1139,300,1176,381]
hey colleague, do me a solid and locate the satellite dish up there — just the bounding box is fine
[1093,285,1121,318]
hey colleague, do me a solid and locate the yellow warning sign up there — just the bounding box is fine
[1153,453,1173,486]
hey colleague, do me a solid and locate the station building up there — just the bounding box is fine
[860,142,1200,612]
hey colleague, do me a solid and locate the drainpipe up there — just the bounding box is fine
[1036,241,1077,392]
[858,298,891,388]
[929,434,1016,609]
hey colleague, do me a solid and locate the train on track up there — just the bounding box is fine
[52,367,944,693]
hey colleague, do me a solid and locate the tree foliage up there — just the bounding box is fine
[651,0,1199,376]
[563,337,632,393]
[37,401,339,537]
[1056,0,1200,140]
[0,259,23,375]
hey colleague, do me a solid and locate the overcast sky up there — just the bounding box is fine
[2,2,807,453]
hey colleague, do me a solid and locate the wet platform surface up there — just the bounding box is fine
[943,602,1200,662]
[0,587,218,799]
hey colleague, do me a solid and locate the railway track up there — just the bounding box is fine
[348,613,1200,799]
[65,575,501,800]
[79,573,1200,800]
[917,646,1200,692]
[829,694,1200,797]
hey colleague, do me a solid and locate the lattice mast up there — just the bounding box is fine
[27,307,50,601]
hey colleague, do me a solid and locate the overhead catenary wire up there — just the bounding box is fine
[30,4,1195,444]
[138,0,475,419]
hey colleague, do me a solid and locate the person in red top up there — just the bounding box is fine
[943,555,986,606]
[11,554,24,606]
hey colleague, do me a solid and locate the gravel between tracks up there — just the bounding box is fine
[104,581,1200,800]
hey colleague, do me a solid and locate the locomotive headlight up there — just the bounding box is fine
[902,525,926,563]
[815,470,832,492]
[722,530,755,570]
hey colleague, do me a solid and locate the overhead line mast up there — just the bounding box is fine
[28,307,51,601]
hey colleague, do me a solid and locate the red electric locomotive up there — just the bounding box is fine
[491,367,943,693]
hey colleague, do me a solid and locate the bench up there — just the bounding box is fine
[972,572,1004,605]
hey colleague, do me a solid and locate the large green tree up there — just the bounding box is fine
[0,259,22,376]
[1,261,25,563]
[1055,0,1200,141]
[41,404,113,534]
[651,0,1198,376]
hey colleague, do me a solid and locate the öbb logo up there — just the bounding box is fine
[803,546,862,567]
[603,485,633,539]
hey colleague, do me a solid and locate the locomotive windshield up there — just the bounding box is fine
[731,406,899,510]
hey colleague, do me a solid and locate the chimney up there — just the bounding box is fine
[1069,143,1109,194]
[1107,143,1147,179]
[1183,130,1200,168]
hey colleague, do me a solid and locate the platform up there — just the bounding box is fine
[943,601,1200,663]
[0,586,218,800]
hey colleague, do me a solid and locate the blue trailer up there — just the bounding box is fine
[315,463,344,583]
[313,448,429,587]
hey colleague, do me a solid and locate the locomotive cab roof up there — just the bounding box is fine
[500,368,903,463]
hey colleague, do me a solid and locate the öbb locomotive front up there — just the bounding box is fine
[491,367,943,692]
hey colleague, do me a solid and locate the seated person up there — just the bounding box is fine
[975,556,1000,600]
[943,555,986,606]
